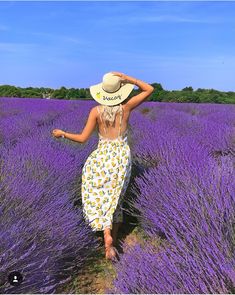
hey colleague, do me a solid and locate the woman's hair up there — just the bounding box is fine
[100,104,123,127]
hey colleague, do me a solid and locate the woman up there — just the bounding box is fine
[52,71,154,260]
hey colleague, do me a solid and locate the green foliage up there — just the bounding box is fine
[52,86,67,99]
[182,86,193,91]
[0,82,235,104]
[0,85,21,97]
[150,82,163,92]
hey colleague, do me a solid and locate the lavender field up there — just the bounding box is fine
[0,97,234,294]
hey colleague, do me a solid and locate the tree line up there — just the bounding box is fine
[0,83,234,104]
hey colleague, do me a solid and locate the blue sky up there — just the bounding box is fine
[0,1,235,91]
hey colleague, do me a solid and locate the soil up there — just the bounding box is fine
[56,221,164,294]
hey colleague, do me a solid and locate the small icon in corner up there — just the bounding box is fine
[8,271,23,286]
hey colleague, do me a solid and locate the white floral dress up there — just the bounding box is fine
[81,104,132,231]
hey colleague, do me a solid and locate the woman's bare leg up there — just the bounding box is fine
[104,227,113,247]
[104,227,116,260]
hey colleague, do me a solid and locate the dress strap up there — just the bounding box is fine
[118,104,123,137]
[97,105,107,135]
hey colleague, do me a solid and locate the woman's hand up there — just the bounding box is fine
[52,129,65,138]
[111,71,127,81]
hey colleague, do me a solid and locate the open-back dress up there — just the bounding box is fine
[81,103,132,231]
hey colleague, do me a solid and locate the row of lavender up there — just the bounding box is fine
[1,97,234,293]
[0,97,101,293]
[109,102,235,293]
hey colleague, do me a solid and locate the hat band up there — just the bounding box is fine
[102,83,122,93]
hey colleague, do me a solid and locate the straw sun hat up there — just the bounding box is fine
[89,72,134,106]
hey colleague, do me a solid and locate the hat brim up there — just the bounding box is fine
[89,82,134,106]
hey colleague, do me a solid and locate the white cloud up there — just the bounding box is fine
[126,15,218,24]
[31,31,90,45]
[103,49,235,66]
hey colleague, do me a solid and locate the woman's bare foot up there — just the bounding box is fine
[105,245,118,260]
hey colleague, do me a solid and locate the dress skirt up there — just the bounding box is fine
[81,133,132,231]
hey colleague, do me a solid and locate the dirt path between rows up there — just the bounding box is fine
[56,222,146,294]
[56,203,166,295]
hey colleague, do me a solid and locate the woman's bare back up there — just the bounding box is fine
[97,103,131,140]
[96,73,154,140]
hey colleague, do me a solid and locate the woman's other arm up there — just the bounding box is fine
[52,106,98,143]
